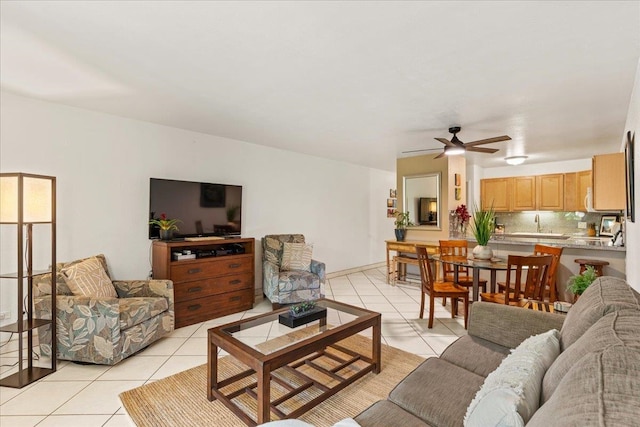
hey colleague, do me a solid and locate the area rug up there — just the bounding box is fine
[119,334,425,427]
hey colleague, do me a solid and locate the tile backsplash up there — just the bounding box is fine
[493,211,623,236]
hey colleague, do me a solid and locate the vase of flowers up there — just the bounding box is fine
[454,204,471,237]
[149,213,182,240]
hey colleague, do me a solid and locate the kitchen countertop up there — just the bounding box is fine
[480,235,626,252]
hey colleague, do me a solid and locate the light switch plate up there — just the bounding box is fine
[578,222,587,229]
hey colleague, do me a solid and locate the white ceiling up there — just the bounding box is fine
[1,1,639,171]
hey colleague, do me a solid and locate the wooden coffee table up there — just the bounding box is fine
[207,299,382,426]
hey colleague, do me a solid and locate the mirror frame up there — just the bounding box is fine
[403,172,441,230]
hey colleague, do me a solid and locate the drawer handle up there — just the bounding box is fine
[188,268,202,274]
[187,304,201,311]
[187,286,203,293]
[230,296,242,302]
[229,263,241,269]
[229,279,242,285]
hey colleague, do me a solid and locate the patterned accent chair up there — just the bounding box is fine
[33,254,174,365]
[262,234,325,308]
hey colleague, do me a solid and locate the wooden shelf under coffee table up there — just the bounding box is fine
[207,299,382,426]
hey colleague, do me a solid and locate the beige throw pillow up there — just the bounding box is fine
[61,256,117,298]
[281,242,313,272]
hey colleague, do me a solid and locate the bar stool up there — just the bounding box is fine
[574,259,609,276]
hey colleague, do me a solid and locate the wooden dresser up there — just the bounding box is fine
[152,237,255,328]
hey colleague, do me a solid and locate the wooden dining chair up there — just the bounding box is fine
[480,255,553,306]
[497,245,563,302]
[533,244,563,302]
[416,245,469,329]
[439,240,488,294]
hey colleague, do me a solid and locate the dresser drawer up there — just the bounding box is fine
[174,272,253,301]
[171,256,253,282]
[175,289,253,328]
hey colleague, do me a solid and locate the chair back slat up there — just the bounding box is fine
[533,244,564,302]
[416,245,436,295]
[439,240,470,277]
[504,255,553,304]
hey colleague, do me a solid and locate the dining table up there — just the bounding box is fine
[431,254,510,302]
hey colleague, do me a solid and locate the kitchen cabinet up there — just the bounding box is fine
[481,178,511,211]
[537,173,564,211]
[512,176,536,211]
[592,153,625,211]
[564,170,592,211]
[480,173,565,212]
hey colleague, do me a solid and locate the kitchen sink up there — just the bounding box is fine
[508,232,570,240]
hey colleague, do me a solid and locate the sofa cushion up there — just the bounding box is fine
[528,346,640,426]
[61,256,118,298]
[263,235,305,266]
[118,297,169,329]
[464,329,560,427]
[354,400,432,427]
[560,276,640,351]
[278,271,321,292]
[281,242,313,272]
[542,309,640,403]
[388,358,484,427]
[440,335,511,377]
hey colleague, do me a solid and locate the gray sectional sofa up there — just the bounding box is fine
[355,276,640,426]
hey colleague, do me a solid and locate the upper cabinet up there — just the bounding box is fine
[592,153,625,211]
[481,174,564,212]
[537,174,564,211]
[513,176,537,211]
[564,170,592,211]
[481,178,511,211]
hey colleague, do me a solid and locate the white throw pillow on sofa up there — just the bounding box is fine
[464,329,560,427]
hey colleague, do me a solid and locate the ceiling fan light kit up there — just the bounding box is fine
[505,156,528,165]
[445,146,465,156]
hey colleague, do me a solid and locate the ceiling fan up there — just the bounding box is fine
[404,126,511,159]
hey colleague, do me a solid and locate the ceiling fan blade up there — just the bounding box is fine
[435,137,456,147]
[402,148,442,154]
[467,147,499,154]
[464,135,511,147]
[434,151,447,159]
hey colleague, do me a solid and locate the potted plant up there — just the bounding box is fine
[394,211,414,241]
[149,213,182,240]
[469,203,495,259]
[567,266,598,300]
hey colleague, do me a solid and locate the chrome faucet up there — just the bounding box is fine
[534,214,541,233]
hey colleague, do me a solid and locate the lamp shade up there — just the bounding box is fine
[0,174,53,223]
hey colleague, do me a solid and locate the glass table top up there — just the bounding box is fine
[214,299,378,355]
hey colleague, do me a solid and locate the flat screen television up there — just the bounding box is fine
[149,178,242,239]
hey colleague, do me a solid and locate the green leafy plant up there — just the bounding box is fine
[567,266,598,295]
[469,203,495,246]
[149,213,182,231]
[289,300,317,317]
[394,211,414,230]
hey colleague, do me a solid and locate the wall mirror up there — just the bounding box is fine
[403,173,441,229]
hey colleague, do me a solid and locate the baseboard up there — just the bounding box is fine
[326,261,386,279]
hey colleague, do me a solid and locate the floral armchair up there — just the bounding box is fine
[33,254,174,365]
[262,234,325,308]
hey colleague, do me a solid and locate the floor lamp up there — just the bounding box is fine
[0,172,57,388]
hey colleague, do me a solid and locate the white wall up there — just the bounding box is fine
[0,91,395,325]
[481,158,592,179]
[622,59,640,290]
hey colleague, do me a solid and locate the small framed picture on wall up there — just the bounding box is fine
[599,215,617,237]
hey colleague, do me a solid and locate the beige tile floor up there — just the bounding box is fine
[0,266,466,427]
